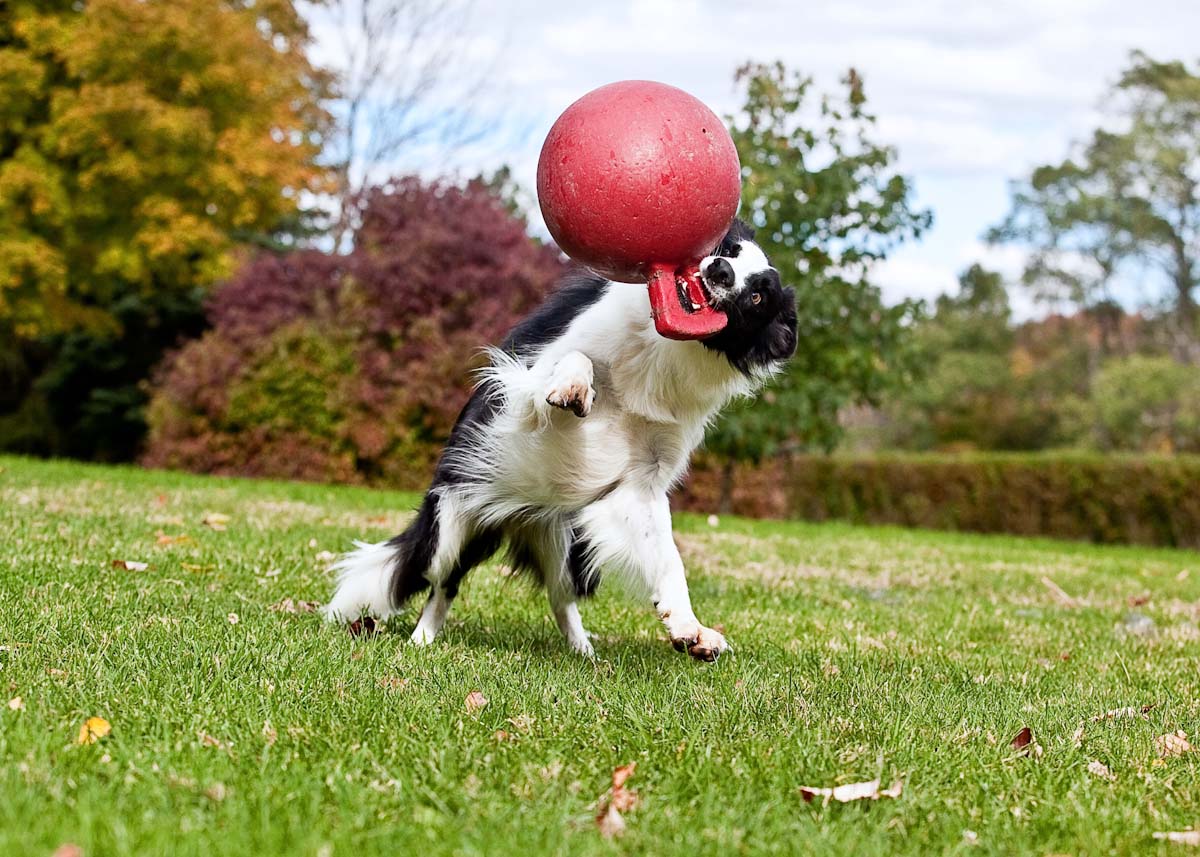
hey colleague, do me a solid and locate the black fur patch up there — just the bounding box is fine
[502,270,610,361]
[442,527,503,599]
[384,492,440,607]
[566,530,599,598]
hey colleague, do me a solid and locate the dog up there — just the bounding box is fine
[323,219,797,661]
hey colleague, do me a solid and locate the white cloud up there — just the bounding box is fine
[307,0,1200,309]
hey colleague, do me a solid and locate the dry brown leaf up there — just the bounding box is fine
[111,560,148,571]
[799,778,903,804]
[465,691,488,713]
[262,720,277,747]
[1156,730,1193,757]
[1010,727,1043,757]
[268,598,320,614]
[77,716,111,745]
[156,532,193,546]
[378,676,409,691]
[198,731,226,749]
[202,512,231,531]
[595,763,639,837]
[1154,831,1200,845]
[1040,576,1078,607]
[7,696,23,711]
[347,616,378,637]
[596,803,626,837]
[1086,760,1115,781]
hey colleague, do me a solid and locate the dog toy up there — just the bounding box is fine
[537,80,741,340]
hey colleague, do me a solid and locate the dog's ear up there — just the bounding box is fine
[767,287,798,361]
[715,218,757,256]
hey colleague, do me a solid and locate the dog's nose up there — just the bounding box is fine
[703,258,735,290]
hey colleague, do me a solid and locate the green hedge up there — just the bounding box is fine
[783,453,1200,548]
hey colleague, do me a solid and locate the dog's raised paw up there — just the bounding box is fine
[545,379,595,417]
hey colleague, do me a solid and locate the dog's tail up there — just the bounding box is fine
[322,493,439,623]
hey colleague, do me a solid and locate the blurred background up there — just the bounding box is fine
[2,0,1198,546]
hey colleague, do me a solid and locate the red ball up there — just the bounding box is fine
[537,80,741,284]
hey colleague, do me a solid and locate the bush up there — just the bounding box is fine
[142,177,566,485]
[1077,356,1200,453]
[732,453,1200,548]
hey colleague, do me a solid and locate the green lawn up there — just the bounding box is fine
[2,455,1199,856]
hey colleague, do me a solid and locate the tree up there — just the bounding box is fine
[143,177,565,484]
[703,62,931,511]
[880,265,1021,451]
[0,0,331,459]
[990,51,1200,355]
[321,0,497,248]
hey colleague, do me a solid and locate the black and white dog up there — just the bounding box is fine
[324,219,796,661]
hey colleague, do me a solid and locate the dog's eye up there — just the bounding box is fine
[750,292,762,305]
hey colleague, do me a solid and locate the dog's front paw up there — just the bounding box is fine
[670,625,730,662]
[545,378,595,417]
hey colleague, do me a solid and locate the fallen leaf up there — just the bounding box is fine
[268,598,320,614]
[378,676,409,691]
[1087,760,1115,781]
[202,512,231,531]
[205,782,228,801]
[595,763,639,836]
[77,716,111,745]
[465,691,488,713]
[181,563,213,572]
[1154,831,1200,845]
[347,616,378,637]
[7,696,24,711]
[155,532,193,546]
[1010,727,1043,756]
[799,778,903,804]
[111,559,149,571]
[1127,593,1151,607]
[1156,731,1193,757]
[262,720,277,746]
[596,803,626,837]
[1040,576,1078,607]
[198,731,226,749]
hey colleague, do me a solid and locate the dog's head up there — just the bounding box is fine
[698,219,797,373]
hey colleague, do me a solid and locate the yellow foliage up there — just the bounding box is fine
[0,0,332,337]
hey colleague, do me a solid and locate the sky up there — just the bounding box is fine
[306,0,1200,315]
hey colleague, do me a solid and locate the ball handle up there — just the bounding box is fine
[647,263,729,341]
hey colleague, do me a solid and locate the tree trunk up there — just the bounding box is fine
[717,458,735,516]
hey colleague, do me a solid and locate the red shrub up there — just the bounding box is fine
[143,177,566,486]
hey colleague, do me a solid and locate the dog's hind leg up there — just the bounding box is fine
[323,489,497,646]
[507,521,595,656]
[410,492,501,645]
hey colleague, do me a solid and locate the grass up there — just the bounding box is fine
[1,454,1199,856]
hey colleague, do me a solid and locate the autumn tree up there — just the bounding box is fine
[990,51,1200,356]
[0,0,331,459]
[704,62,931,510]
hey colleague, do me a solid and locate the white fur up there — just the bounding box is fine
[322,540,398,622]
[327,238,783,659]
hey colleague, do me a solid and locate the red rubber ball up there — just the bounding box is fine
[537,80,742,284]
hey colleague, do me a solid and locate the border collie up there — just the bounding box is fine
[324,219,797,661]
